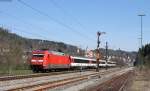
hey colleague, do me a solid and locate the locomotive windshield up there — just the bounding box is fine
[32,54,44,58]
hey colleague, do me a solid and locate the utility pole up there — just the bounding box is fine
[138,14,145,48]
[138,14,145,68]
[105,42,108,70]
[96,31,106,72]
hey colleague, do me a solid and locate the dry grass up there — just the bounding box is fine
[127,67,150,91]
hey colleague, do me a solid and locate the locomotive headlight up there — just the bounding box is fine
[31,60,36,62]
[38,60,44,62]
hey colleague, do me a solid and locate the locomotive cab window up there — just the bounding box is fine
[32,54,44,58]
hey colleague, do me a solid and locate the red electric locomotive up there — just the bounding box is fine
[30,50,71,72]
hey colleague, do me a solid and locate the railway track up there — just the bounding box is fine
[3,68,123,91]
[87,68,135,91]
[0,70,90,81]
[0,68,120,82]
[7,73,99,91]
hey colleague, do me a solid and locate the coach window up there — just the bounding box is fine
[100,62,105,64]
[74,59,89,63]
[92,61,96,63]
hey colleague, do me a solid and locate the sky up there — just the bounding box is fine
[0,0,150,51]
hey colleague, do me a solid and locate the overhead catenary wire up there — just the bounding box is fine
[0,24,50,40]
[49,0,96,41]
[1,25,55,51]
[0,10,55,40]
[13,27,50,40]
[0,10,90,48]
[18,0,95,41]
[49,0,86,29]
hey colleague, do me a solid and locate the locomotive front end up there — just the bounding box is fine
[30,50,46,72]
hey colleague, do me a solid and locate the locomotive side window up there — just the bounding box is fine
[32,54,44,58]
[74,59,89,63]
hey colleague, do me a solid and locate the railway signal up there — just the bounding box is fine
[96,31,106,72]
[105,42,108,70]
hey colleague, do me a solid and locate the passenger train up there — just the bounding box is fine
[30,50,116,72]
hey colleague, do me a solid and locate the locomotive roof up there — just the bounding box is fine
[33,50,65,55]
[49,51,65,55]
[32,50,45,53]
